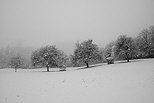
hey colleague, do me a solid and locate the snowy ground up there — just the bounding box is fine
[0,59,154,103]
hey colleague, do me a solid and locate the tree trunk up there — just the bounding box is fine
[86,62,89,68]
[126,52,129,62]
[15,68,17,72]
[46,65,49,72]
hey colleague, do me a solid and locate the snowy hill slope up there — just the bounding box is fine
[0,59,154,103]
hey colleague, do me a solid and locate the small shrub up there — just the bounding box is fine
[106,57,114,64]
[59,64,66,71]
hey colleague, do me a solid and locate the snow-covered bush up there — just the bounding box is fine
[104,42,115,58]
[59,64,66,71]
[106,57,114,64]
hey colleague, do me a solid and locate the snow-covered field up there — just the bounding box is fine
[0,59,154,103]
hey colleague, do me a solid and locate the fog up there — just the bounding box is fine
[0,0,154,54]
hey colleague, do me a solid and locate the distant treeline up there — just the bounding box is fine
[0,25,154,70]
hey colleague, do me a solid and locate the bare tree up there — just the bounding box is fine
[10,56,23,72]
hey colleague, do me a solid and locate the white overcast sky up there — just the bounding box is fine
[0,0,154,54]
